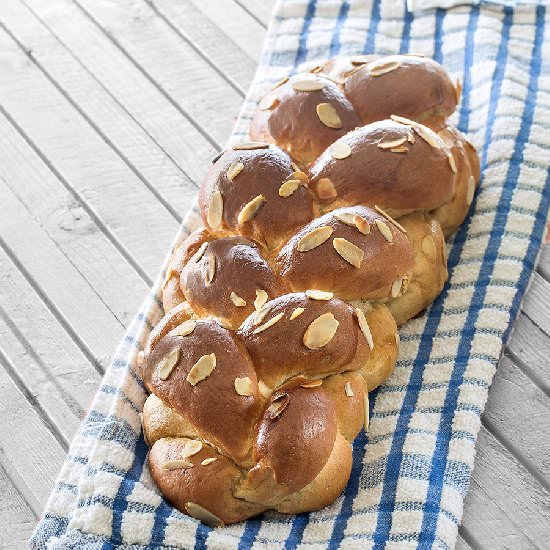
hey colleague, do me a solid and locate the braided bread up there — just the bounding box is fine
[139,54,479,526]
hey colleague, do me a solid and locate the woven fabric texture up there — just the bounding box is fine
[30,0,550,548]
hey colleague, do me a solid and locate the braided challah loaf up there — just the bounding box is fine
[139,54,479,526]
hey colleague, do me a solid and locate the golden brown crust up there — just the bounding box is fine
[180,237,288,329]
[344,55,457,128]
[308,119,455,212]
[250,74,362,166]
[199,144,315,249]
[275,206,415,301]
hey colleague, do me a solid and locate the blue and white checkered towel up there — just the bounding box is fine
[30,0,550,548]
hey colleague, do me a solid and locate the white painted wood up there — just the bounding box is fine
[21,0,219,184]
[1,0,198,219]
[76,0,245,145]
[232,0,275,28]
[0,463,36,549]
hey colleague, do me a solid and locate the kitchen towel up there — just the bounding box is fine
[30,0,550,548]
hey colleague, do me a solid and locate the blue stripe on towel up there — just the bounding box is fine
[419,6,546,546]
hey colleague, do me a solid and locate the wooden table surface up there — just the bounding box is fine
[0,1,548,548]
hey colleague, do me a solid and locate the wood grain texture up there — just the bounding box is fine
[0,1,548,548]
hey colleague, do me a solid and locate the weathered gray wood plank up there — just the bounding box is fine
[232,0,274,28]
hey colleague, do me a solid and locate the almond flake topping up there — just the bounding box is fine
[369,59,401,76]
[391,277,403,298]
[291,170,309,183]
[230,292,246,307]
[297,225,333,252]
[374,205,407,233]
[174,319,197,337]
[391,146,409,153]
[157,347,180,381]
[306,289,333,300]
[201,458,217,466]
[207,191,223,229]
[364,395,370,431]
[258,380,272,398]
[455,78,463,104]
[415,125,441,149]
[333,238,364,268]
[317,178,337,199]
[466,175,475,205]
[193,242,208,262]
[390,114,418,127]
[185,502,224,528]
[375,219,393,242]
[316,103,343,129]
[238,195,266,224]
[227,161,244,181]
[335,212,356,226]
[290,307,305,320]
[301,380,323,388]
[279,179,301,198]
[235,376,254,396]
[162,459,193,471]
[254,289,268,310]
[344,381,354,397]
[377,137,407,150]
[395,332,401,353]
[355,308,374,350]
[181,440,203,458]
[331,142,352,159]
[232,141,269,150]
[186,353,216,386]
[291,78,325,92]
[259,94,279,110]
[448,153,458,174]
[253,312,284,334]
[204,254,216,284]
[267,393,289,419]
[355,215,371,234]
[303,312,339,349]
[272,76,289,90]
[136,351,145,367]
[421,235,437,261]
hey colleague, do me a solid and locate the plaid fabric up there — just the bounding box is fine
[30,0,550,548]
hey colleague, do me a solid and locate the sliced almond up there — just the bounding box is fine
[291,78,325,92]
[162,266,176,289]
[163,459,193,471]
[375,219,393,242]
[207,191,223,229]
[174,319,197,337]
[455,78,462,104]
[377,137,407,150]
[317,178,337,199]
[364,394,370,431]
[391,277,403,298]
[448,153,458,174]
[369,59,401,76]
[306,289,333,300]
[344,381,354,397]
[390,114,418,127]
[186,353,216,386]
[303,312,339,349]
[335,212,356,226]
[253,312,284,334]
[466,175,475,205]
[258,380,271,398]
[279,179,301,197]
[272,76,289,90]
[185,502,224,528]
[391,146,409,153]
[316,103,342,129]
[204,254,216,284]
[201,457,217,466]
[301,380,323,388]
[333,238,364,268]
[232,141,269,150]
[254,289,268,310]
[395,332,401,353]
[157,348,180,381]
[259,94,279,110]
[181,440,203,458]
[227,161,244,181]
[267,393,289,419]
[415,125,441,149]
[253,306,269,326]
[237,195,266,224]
[354,215,371,235]
[407,132,416,144]
[290,307,305,320]
[193,242,208,263]
[136,350,145,367]
[235,376,254,396]
[421,235,437,262]
[374,205,407,233]
[331,142,352,160]
[297,226,333,252]
[230,292,246,307]
[355,308,374,350]
[291,170,309,183]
